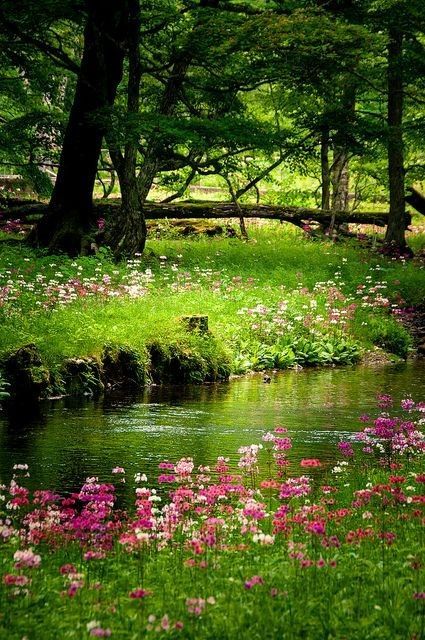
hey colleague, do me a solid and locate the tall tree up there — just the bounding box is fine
[384,25,407,252]
[32,1,130,254]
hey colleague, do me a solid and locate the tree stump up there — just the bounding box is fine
[181,315,209,334]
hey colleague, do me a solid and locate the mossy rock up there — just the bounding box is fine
[148,340,231,385]
[62,357,104,397]
[181,315,209,334]
[3,344,50,400]
[102,344,147,390]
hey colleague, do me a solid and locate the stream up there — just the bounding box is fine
[0,361,424,497]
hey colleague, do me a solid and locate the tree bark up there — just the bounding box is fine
[12,199,406,229]
[329,82,356,236]
[321,126,331,210]
[331,149,350,212]
[95,201,403,227]
[30,1,129,255]
[405,186,425,216]
[384,27,408,253]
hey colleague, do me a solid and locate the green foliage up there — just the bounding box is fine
[367,315,413,358]
[233,334,360,373]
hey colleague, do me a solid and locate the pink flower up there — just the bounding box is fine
[112,467,125,474]
[401,398,415,411]
[300,459,321,468]
[129,588,151,599]
[377,394,393,409]
[338,441,354,457]
[175,457,194,476]
[67,580,84,597]
[59,564,77,575]
[3,574,31,586]
[186,598,206,616]
[13,549,41,569]
[158,474,176,483]
[89,628,111,637]
[160,615,170,631]
[84,551,106,561]
[244,575,264,589]
[158,461,174,470]
[274,426,287,433]
[274,437,292,451]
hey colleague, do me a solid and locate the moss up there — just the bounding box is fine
[148,335,231,385]
[3,344,51,400]
[61,357,104,397]
[102,344,148,390]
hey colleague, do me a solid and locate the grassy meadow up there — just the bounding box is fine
[0,222,424,396]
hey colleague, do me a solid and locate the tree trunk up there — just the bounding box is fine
[8,199,406,227]
[321,126,330,210]
[384,27,408,253]
[331,148,350,212]
[30,1,128,255]
[329,82,355,236]
[136,54,192,203]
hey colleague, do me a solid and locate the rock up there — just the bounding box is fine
[181,315,209,334]
[62,357,103,396]
[4,344,50,400]
[102,345,146,390]
[148,342,207,385]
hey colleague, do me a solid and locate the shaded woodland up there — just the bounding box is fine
[0,0,424,256]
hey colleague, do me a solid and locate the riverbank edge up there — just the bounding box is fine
[0,330,416,407]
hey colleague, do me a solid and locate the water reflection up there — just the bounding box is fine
[0,361,423,495]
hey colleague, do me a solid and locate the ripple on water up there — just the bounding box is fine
[0,361,423,492]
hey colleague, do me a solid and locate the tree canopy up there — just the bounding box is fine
[0,0,424,255]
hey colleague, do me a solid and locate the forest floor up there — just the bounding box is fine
[0,221,424,399]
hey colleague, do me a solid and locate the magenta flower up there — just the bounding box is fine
[244,575,264,589]
[401,398,415,411]
[129,588,151,599]
[158,474,176,483]
[338,441,354,457]
[158,461,174,470]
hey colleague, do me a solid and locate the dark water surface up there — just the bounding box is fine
[0,362,424,495]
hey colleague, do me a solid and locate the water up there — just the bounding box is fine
[0,361,424,496]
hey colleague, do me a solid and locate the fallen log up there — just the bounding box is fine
[97,200,406,227]
[1,199,410,228]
